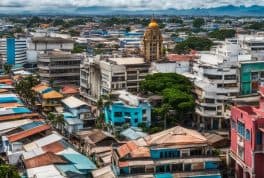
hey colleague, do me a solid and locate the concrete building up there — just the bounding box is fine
[104,90,151,132]
[38,51,82,87]
[112,126,221,177]
[142,19,163,62]
[191,39,248,130]
[80,56,150,104]
[0,38,27,65]
[229,84,264,178]
[27,37,74,63]
[238,33,264,61]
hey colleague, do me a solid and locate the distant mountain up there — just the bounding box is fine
[75,5,264,16]
[1,5,264,16]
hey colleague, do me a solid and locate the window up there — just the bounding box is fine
[134,118,138,123]
[237,121,245,137]
[142,109,146,114]
[246,129,251,140]
[184,164,191,171]
[256,131,263,145]
[114,112,122,117]
[134,112,138,115]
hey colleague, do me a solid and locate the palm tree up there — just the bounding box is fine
[47,113,65,132]
[3,63,12,76]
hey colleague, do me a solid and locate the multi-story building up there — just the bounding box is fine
[142,18,163,62]
[38,51,82,87]
[240,61,264,95]
[192,40,244,130]
[27,37,74,63]
[0,38,27,65]
[80,56,150,104]
[104,90,151,132]
[238,33,264,61]
[112,126,222,177]
[229,84,264,178]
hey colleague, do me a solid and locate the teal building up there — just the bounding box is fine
[240,61,264,95]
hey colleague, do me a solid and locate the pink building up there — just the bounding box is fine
[230,85,264,178]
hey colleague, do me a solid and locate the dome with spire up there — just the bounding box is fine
[148,19,159,28]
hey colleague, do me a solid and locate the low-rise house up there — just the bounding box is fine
[104,90,151,132]
[71,129,118,167]
[112,126,222,178]
[61,96,94,128]
[32,83,63,113]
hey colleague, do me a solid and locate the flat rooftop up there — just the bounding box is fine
[109,57,145,65]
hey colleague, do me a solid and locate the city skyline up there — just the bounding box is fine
[0,0,264,11]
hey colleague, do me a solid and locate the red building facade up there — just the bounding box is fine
[230,86,264,178]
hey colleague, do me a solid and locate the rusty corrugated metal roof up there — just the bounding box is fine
[7,124,50,142]
[24,152,68,169]
[42,141,65,153]
[0,113,40,122]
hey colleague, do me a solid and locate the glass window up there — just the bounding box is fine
[256,131,263,145]
[114,112,122,117]
[246,129,251,140]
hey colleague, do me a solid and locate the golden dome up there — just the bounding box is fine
[148,19,159,28]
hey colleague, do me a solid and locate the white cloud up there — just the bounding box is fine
[0,0,264,10]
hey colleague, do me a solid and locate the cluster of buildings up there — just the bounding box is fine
[1,14,264,178]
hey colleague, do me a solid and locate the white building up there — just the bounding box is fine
[189,39,251,130]
[80,56,150,104]
[0,38,27,65]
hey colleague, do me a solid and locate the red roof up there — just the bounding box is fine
[24,152,68,169]
[42,141,65,153]
[0,113,40,122]
[7,124,50,142]
[60,85,79,95]
[117,141,150,158]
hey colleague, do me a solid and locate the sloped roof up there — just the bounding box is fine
[0,102,23,108]
[42,141,65,153]
[7,124,51,142]
[76,129,116,145]
[42,90,63,99]
[144,126,207,148]
[32,83,50,93]
[117,141,150,158]
[60,85,79,95]
[0,113,39,122]
[23,133,63,151]
[91,165,116,178]
[26,165,65,178]
[24,152,68,169]
[62,96,87,108]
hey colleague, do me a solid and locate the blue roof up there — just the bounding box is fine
[56,164,85,175]
[12,107,31,114]
[63,112,75,118]
[155,173,173,178]
[0,97,20,103]
[20,121,44,130]
[62,153,96,170]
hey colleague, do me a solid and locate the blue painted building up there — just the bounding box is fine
[113,126,222,178]
[0,38,27,65]
[104,91,151,129]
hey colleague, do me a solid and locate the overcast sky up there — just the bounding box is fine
[0,0,264,10]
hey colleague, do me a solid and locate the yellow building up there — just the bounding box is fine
[142,18,163,62]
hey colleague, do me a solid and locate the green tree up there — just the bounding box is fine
[193,18,205,28]
[71,43,86,53]
[174,37,213,54]
[209,29,236,40]
[47,113,65,132]
[3,63,12,76]
[15,75,40,107]
[140,73,194,125]
[0,164,20,178]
